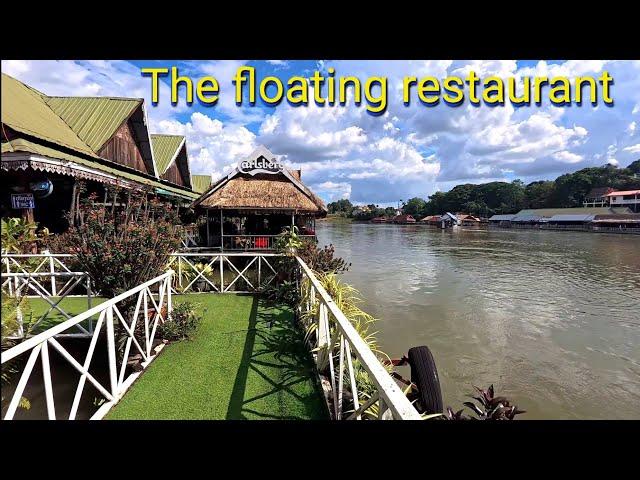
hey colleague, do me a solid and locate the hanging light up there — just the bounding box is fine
[30,179,53,199]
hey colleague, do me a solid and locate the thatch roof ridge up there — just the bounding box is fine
[192,166,326,214]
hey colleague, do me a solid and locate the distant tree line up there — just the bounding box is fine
[327,160,640,219]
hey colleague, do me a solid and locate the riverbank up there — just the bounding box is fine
[318,214,353,224]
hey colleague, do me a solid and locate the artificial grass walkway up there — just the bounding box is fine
[106,294,328,420]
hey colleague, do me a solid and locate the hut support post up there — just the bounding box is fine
[206,211,210,247]
[220,209,224,251]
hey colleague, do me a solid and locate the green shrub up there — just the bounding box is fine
[49,187,184,298]
[297,240,350,274]
[1,217,50,253]
[159,301,202,342]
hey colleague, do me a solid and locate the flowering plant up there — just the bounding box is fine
[49,185,184,298]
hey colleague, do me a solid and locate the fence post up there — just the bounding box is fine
[220,255,224,291]
[105,305,119,399]
[167,272,173,317]
[48,252,57,297]
[4,257,13,296]
[258,256,262,288]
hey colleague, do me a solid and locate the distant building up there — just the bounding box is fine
[489,207,635,229]
[605,190,640,213]
[420,215,441,225]
[392,214,416,224]
[488,214,517,226]
[352,205,372,216]
[583,187,614,207]
[591,213,640,230]
[514,207,630,221]
[370,216,388,223]
[440,212,459,227]
[457,213,481,226]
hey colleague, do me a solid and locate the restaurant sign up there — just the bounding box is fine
[238,153,284,176]
[11,193,35,209]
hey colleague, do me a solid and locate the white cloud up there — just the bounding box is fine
[623,144,640,154]
[315,181,352,201]
[157,112,257,176]
[3,59,640,203]
[554,151,584,163]
[266,60,288,67]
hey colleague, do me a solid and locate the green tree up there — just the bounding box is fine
[403,197,428,216]
[384,206,396,217]
[524,181,555,209]
[625,159,639,174]
[327,199,354,215]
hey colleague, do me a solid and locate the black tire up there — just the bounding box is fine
[408,346,443,414]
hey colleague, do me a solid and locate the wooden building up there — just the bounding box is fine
[392,214,416,224]
[150,134,192,191]
[419,215,441,225]
[457,213,481,226]
[1,73,198,232]
[192,146,327,250]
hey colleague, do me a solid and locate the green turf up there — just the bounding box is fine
[106,294,328,420]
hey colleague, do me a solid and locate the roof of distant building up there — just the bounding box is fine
[605,190,640,196]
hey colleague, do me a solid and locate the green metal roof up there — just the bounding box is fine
[46,96,141,152]
[516,207,629,216]
[191,174,212,193]
[2,138,198,201]
[150,134,185,173]
[1,73,97,157]
[2,73,200,199]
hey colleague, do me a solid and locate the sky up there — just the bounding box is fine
[2,59,639,206]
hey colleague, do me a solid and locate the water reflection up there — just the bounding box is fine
[317,223,640,419]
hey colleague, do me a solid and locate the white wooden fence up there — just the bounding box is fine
[2,252,79,297]
[296,257,421,420]
[2,252,423,420]
[168,252,279,293]
[1,271,173,420]
[2,253,94,339]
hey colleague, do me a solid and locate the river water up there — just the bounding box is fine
[316,222,640,419]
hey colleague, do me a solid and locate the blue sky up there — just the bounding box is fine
[3,60,639,206]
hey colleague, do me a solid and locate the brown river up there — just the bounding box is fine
[316,222,640,419]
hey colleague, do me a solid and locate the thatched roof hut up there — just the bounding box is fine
[192,146,326,216]
[191,146,326,250]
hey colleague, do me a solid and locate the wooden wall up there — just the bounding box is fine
[163,161,186,186]
[1,124,18,142]
[98,119,149,174]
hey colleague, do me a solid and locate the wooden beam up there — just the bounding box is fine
[69,180,77,227]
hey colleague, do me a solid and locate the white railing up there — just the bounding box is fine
[296,257,421,420]
[3,272,93,339]
[168,252,280,293]
[2,253,93,339]
[2,252,77,297]
[1,271,173,420]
